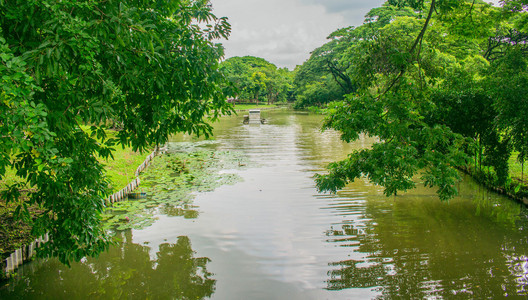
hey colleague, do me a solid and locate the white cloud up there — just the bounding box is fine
[210,0,385,69]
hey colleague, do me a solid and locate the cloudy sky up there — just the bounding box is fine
[210,0,501,70]
[210,0,385,69]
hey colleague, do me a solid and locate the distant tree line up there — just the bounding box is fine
[220,0,528,201]
[219,56,294,105]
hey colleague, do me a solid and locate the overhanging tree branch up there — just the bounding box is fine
[381,0,436,97]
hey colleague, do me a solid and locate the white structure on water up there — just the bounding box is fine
[248,109,261,124]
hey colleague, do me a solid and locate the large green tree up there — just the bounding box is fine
[220,56,293,105]
[292,5,417,109]
[315,0,515,200]
[292,28,354,108]
[0,0,231,263]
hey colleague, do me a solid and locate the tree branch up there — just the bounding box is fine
[381,0,436,97]
[409,0,436,55]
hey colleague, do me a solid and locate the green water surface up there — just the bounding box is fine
[2,110,528,299]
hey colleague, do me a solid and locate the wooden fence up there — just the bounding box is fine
[2,234,49,277]
[106,146,165,204]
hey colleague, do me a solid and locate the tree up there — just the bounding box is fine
[219,56,293,104]
[292,28,354,108]
[219,57,253,100]
[487,49,528,181]
[250,71,267,104]
[292,4,419,109]
[0,0,231,263]
[315,0,507,200]
[274,68,295,103]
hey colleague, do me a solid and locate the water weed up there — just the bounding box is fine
[103,142,251,231]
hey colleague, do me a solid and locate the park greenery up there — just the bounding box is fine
[2,0,528,266]
[288,0,528,202]
[219,56,294,105]
[0,0,232,264]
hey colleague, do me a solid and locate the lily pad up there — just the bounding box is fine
[102,141,252,231]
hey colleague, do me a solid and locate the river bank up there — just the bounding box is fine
[0,141,148,278]
[2,109,528,287]
[0,108,258,279]
[459,165,528,205]
[1,139,250,280]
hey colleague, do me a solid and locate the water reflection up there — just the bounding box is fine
[3,110,528,299]
[190,111,528,298]
[0,231,215,299]
[159,203,200,219]
[325,179,528,298]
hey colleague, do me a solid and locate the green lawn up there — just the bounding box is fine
[509,152,526,182]
[78,126,152,192]
[0,139,148,194]
[231,103,279,111]
[0,166,31,260]
[101,146,151,192]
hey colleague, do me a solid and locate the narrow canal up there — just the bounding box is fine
[2,110,528,299]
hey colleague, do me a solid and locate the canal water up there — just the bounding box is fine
[2,109,528,299]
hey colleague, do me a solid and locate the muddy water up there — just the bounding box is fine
[2,109,528,299]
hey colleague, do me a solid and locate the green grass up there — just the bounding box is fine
[79,125,152,192]
[101,145,151,192]
[232,103,278,110]
[0,167,23,187]
[1,143,148,194]
[509,151,526,181]
[0,168,34,263]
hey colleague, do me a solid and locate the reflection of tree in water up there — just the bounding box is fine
[1,231,215,299]
[327,259,385,290]
[148,237,214,299]
[503,214,528,296]
[159,203,200,219]
[326,223,387,292]
[324,195,528,299]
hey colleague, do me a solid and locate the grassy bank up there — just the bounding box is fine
[0,193,34,263]
[0,167,35,263]
[0,134,147,264]
[459,154,528,204]
[83,125,153,193]
[102,145,151,192]
[232,103,280,111]
[509,152,526,183]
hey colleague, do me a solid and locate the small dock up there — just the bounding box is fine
[243,109,267,124]
[248,110,261,124]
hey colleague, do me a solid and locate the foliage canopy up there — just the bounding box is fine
[220,56,293,105]
[0,0,231,263]
[309,0,528,200]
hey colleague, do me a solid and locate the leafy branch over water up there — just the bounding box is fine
[103,142,251,231]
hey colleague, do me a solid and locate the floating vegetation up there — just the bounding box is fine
[103,142,251,231]
[102,200,158,231]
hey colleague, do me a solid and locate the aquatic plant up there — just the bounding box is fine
[103,142,251,231]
